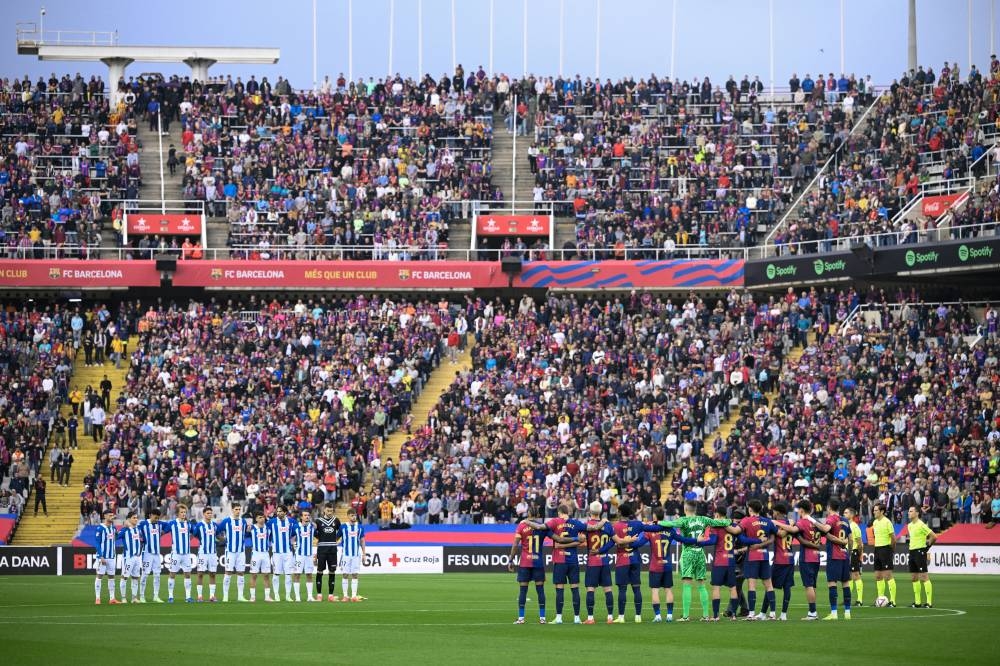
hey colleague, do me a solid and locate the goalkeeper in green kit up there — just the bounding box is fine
[659,500,734,621]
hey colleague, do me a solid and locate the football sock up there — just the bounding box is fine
[168,579,175,598]
[535,584,546,617]
[682,585,692,617]
[351,579,358,598]
[131,578,139,599]
[271,576,280,601]
[782,589,791,613]
[119,578,127,599]
[556,587,565,615]
[698,586,709,616]
[152,573,160,596]
[666,602,674,617]
[748,590,757,613]
[924,580,933,605]
[766,590,776,614]
[571,587,581,615]
[586,590,595,616]
[328,574,336,594]
[197,584,203,599]
[855,578,864,603]
[829,586,838,612]
[842,586,851,610]
[653,603,661,616]
[876,579,886,599]
[94,578,102,600]
[632,585,642,615]
[140,574,148,597]
[107,579,115,599]
[209,584,216,599]
[293,581,301,602]
[808,602,817,614]
[315,573,323,594]
[617,586,627,615]
[518,586,528,618]
[184,578,192,599]
[237,576,245,598]
[727,598,738,615]
[224,575,231,600]
[760,591,770,615]
[887,578,897,603]
[342,577,349,598]
[912,582,922,605]
[285,575,293,600]
[712,598,721,618]
[604,590,614,614]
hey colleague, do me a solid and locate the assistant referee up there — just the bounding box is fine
[907,506,937,608]
[872,503,897,607]
[315,505,342,601]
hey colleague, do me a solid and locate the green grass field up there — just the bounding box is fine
[0,574,997,664]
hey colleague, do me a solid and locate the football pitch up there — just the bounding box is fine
[0,574,997,664]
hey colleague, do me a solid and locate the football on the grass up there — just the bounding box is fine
[874,596,889,607]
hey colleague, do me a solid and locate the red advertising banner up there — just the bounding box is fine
[921,193,963,217]
[0,260,161,287]
[173,261,507,289]
[125,213,203,236]
[475,214,551,237]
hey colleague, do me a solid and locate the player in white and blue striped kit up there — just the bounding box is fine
[137,507,165,602]
[267,505,299,602]
[162,505,196,603]
[294,509,317,602]
[120,513,144,603]
[248,513,273,602]
[218,503,250,602]
[193,506,219,602]
[95,509,120,605]
[339,508,366,601]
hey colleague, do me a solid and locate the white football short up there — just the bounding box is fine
[295,554,316,575]
[123,556,143,577]
[224,551,247,573]
[197,553,219,573]
[96,557,116,576]
[141,553,163,575]
[271,552,295,575]
[167,553,194,573]
[340,555,361,575]
[250,552,271,574]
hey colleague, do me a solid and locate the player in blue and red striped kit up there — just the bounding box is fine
[611,503,667,623]
[647,507,683,622]
[509,505,552,624]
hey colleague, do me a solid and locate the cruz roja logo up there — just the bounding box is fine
[958,244,993,262]
[905,249,939,267]
[765,264,796,280]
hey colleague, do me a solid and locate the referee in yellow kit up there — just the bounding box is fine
[907,506,937,608]
[871,503,897,607]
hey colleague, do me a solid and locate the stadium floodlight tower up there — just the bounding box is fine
[907,0,917,73]
[15,24,279,106]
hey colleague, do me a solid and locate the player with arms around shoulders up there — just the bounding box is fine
[510,503,554,624]
[736,499,778,620]
[248,512,273,602]
[120,512,145,603]
[339,507,366,602]
[218,503,250,602]
[871,502,898,607]
[193,506,220,602]
[583,501,620,624]
[94,509,120,605]
[771,499,823,620]
[658,500,733,621]
[294,509,318,602]
[907,506,937,608]
[611,502,668,623]
[843,506,865,606]
[647,507,683,622]
[769,502,804,621]
[810,498,853,620]
[162,504,196,603]
[137,507,165,602]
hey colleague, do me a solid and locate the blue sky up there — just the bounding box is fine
[3,0,997,86]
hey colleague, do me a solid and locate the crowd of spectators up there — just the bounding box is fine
[670,290,998,530]
[773,60,1000,253]
[519,72,873,257]
[362,289,812,525]
[81,295,454,524]
[0,75,139,260]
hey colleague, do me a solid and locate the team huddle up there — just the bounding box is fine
[93,504,366,604]
[510,499,937,624]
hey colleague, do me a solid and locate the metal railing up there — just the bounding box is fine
[839,299,993,337]
[15,23,118,47]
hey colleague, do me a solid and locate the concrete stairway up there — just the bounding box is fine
[447,220,472,260]
[490,112,537,205]
[136,124,185,204]
[13,337,136,545]
[336,339,475,521]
